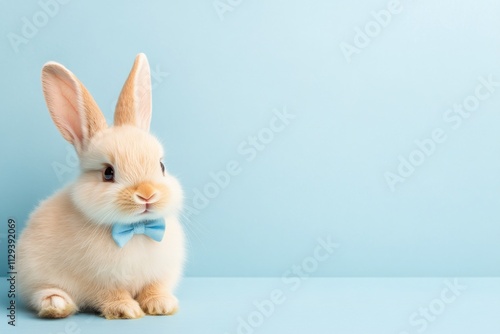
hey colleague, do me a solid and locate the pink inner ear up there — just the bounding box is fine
[43,65,84,147]
[54,75,83,142]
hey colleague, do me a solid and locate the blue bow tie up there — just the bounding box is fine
[111,218,166,248]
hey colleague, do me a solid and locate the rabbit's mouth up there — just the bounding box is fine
[125,202,163,218]
[139,203,161,215]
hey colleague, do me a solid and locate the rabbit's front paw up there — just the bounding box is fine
[138,293,178,315]
[101,299,145,319]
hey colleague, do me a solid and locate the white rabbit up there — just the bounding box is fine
[17,54,185,319]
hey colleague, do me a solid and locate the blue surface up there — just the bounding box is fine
[2,0,500,277]
[1,277,500,334]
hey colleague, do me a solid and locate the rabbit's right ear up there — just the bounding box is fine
[41,62,107,154]
[114,53,152,131]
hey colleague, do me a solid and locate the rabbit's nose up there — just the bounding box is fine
[134,183,158,203]
[135,193,157,203]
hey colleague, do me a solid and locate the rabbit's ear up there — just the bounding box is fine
[42,62,107,153]
[114,53,152,131]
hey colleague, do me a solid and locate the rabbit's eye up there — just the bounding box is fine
[160,161,165,175]
[102,166,115,182]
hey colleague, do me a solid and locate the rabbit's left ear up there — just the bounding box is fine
[114,53,152,131]
[42,62,107,154]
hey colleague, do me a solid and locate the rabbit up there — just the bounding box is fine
[17,53,186,319]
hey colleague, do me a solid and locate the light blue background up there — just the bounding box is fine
[1,0,500,277]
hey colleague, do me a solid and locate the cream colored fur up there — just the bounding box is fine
[18,54,185,319]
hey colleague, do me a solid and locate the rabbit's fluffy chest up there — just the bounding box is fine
[86,232,172,286]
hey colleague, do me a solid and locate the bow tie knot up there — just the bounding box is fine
[111,218,166,248]
[132,222,146,234]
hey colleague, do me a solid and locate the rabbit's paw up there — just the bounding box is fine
[101,299,145,320]
[138,293,178,315]
[36,288,78,319]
